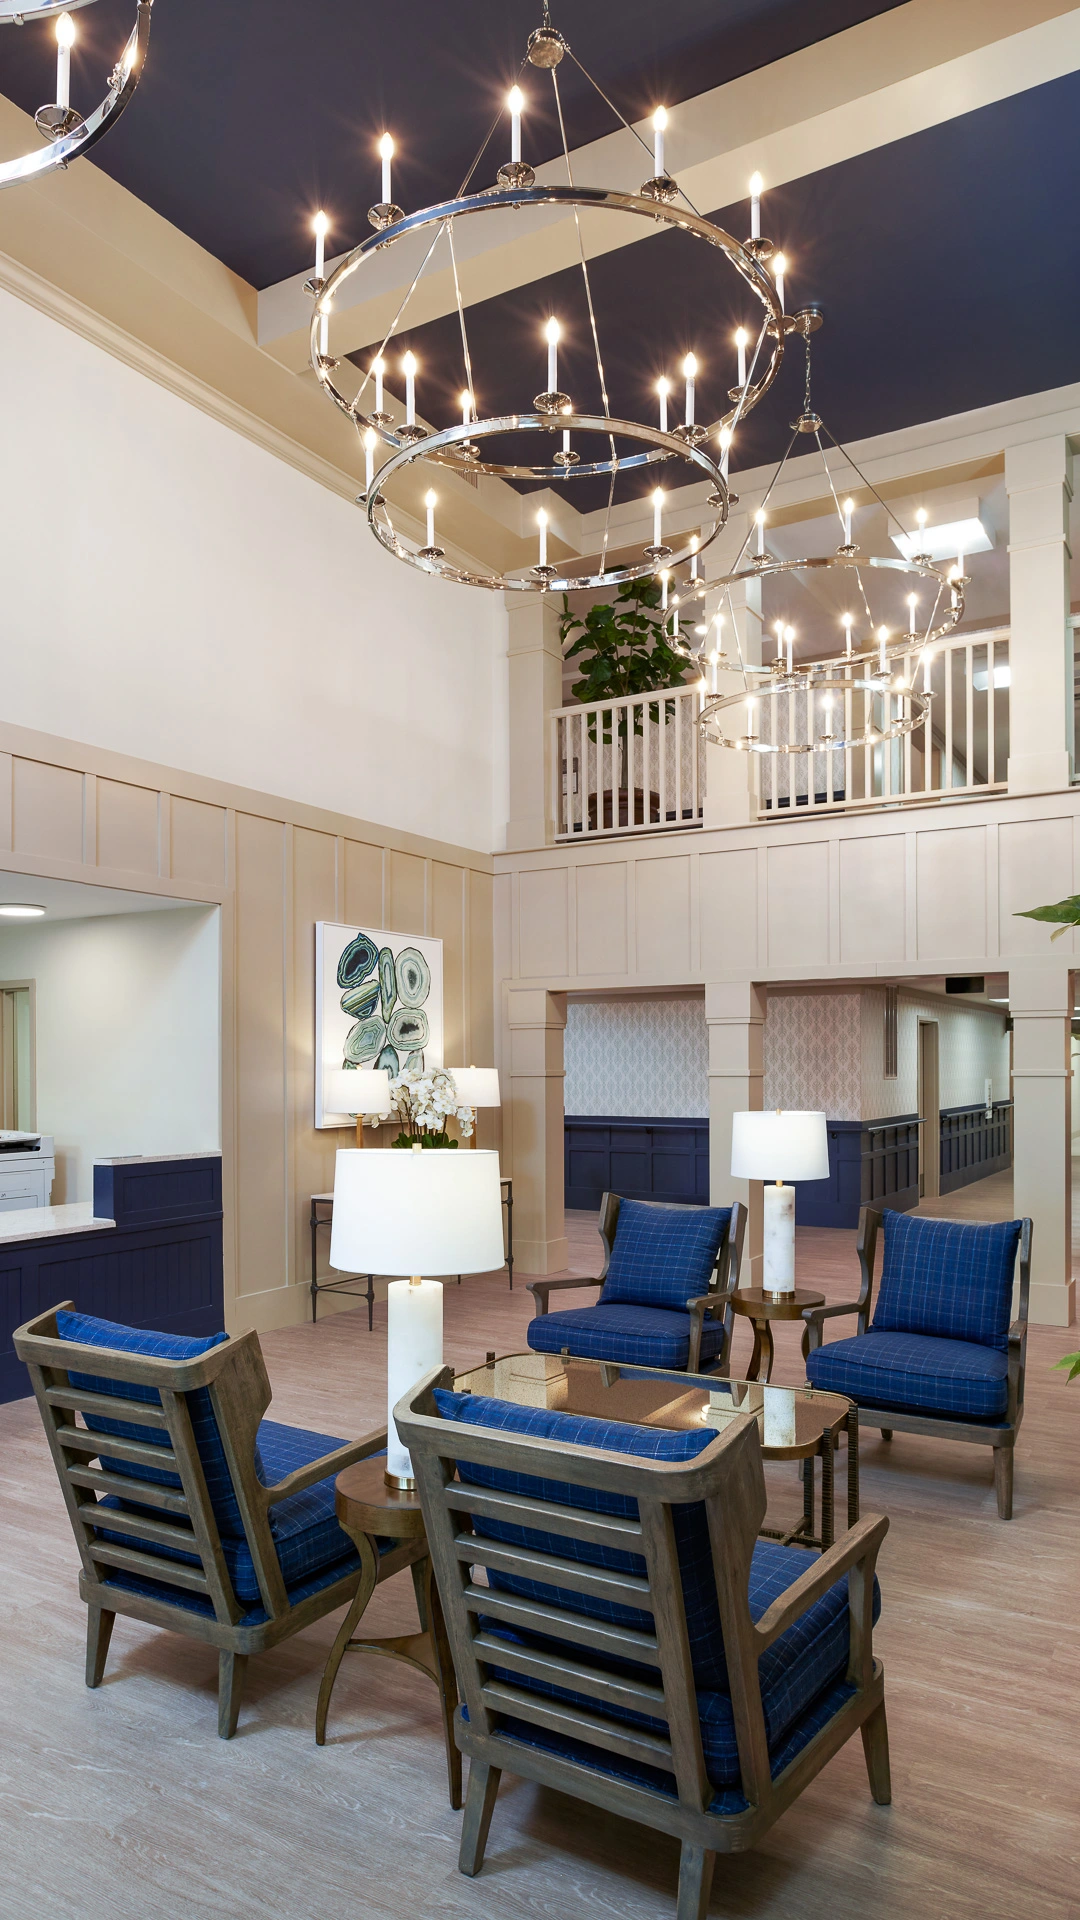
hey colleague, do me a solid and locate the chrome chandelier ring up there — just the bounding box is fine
[364,413,729,592]
[0,0,151,190]
[700,673,931,755]
[312,182,787,480]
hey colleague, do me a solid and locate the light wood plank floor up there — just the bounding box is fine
[1,1198,1077,1920]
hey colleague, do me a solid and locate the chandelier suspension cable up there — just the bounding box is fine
[447,223,478,418]
[565,45,702,218]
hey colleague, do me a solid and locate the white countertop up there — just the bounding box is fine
[94,1153,220,1166]
[0,1202,115,1245]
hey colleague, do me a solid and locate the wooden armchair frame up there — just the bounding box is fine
[14,1302,417,1735]
[399,1365,889,1920]
[802,1208,1032,1520]
[527,1195,746,1376]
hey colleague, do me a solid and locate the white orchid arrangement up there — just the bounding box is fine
[369,1064,475,1147]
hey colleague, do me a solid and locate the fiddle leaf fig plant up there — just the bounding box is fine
[559,578,692,784]
[1013,894,1080,939]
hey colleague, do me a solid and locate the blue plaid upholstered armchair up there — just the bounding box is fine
[526,1194,746,1375]
[804,1207,1032,1520]
[14,1303,416,1736]
[397,1369,890,1919]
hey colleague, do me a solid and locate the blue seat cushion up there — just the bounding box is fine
[98,1420,374,1605]
[599,1198,731,1311]
[806,1329,1009,1420]
[872,1210,1022,1352]
[527,1302,727,1371]
[56,1309,257,1539]
[434,1386,878,1782]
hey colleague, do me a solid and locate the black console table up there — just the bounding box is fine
[310,1174,514,1326]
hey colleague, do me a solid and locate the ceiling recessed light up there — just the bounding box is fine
[0,904,46,918]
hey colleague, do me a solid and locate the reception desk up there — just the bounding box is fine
[0,1153,223,1404]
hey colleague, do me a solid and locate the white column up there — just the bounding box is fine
[505,591,564,851]
[702,507,763,829]
[505,986,568,1275]
[706,979,765,1282]
[1009,958,1074,1326]
[1006,435,1073,794]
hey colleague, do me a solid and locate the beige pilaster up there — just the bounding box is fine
[706,979,766,1282]
[505,985,568,1275]
[1006,435,1073,794]
[702,507,764,829]
[1009,958,1074,1326]
[505,591,564,852]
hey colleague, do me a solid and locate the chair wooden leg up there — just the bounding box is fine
[315,1536,379,1745]
[880,1428,893,1441]
[993,1445,1014,1521]
[217,1651,249,1739]
[676,1843,715,1920]
[458,1760,501,1877]
[861,1700,891,1805]
[85,1605,115,1688]
[414,1556,462,1810]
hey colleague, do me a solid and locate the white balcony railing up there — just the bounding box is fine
[552,688,705,839]
[551,629,1010,840]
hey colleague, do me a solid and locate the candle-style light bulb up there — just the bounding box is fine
[652,488,664,549]
[460,390,472,426]
[652,105,667,176]
[508,86,524,165]
[402,350,417,425]
[735,327,748,390]
[842,496,853,546]
[537,508,548,569]
[841,611,854,658]
[313,210,329,282]
[372,355,385,414]
[907,592,918,635]
[545,315,560,393]
[749,171,762,241]
[363,429,376,493]
[424,489,437,549]
[785,624,795,675]
[877,624,889,673]
[378,133,395,205]
[55,12,75,112]
[682,352,698,428]
[773,252,787,311]
[656,375,670,434]
[755,508,766,557]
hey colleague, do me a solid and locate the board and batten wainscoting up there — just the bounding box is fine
[564,1115,710,1211]
[0,720,495,1339]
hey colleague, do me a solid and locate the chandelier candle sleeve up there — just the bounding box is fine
[690,535,699,581]
[545,317,559,392]
[773,253,786,310]
[425,491,437,549]
[379,133,394,205]
[735,328,748,389]
[878,626,888,673]
[843,497,853,546]
[786,626,794,674]
[730,1110,828,1296]
[652,489,664,548]
[683,353,697,427]
[403,352,417,425]
[907,593,917,634]
[461,390,472,425]
[364,430,375,491]
[657,377,670,434]
[652,106,667,175]
[537,509,548,568]
[508,87,523,164]
[719,426,731,478]
[756,510,766,557]
[55,13,75,113]
[313,210,328,282]
[749,171,762,240]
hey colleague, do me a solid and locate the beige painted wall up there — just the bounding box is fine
[0,718,494,1335]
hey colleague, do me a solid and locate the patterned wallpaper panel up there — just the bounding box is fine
[564,998,708,1118]
[763,995,863,1120]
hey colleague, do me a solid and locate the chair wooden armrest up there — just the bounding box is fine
[261,1425,387,1507]
[526,1276,603,1316]
[801,1299,866,1351]
[753,1512,889,1652]
[686,1290,734,1375]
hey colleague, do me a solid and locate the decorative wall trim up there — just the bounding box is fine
[939,1100,1013,1193]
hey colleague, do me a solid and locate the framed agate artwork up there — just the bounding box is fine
[315,922,444,1128]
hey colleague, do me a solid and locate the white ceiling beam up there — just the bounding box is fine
[257,0,1080,375]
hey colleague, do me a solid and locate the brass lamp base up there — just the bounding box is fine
[384,1467,417,1491]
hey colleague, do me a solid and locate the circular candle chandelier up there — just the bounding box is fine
[0,1,152,188]
[305,8,823,592]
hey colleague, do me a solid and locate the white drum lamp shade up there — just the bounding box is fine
[730,1110,829,1297]
[447,1067,501,1108]
[330,1148,506,1486]
[324,1068,392,1118]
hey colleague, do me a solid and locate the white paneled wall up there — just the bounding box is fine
[861,989,1010,1118]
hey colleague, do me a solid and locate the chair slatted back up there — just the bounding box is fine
[402,1371,777,1816]
[14,1303,284,1627]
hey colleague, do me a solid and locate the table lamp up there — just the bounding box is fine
[329,1146,505,1487]
[446,1066,500,1143]
[730,1110,829,1299]
[324,1067,392,1146]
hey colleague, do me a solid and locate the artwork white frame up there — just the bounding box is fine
[315,922,444,1129]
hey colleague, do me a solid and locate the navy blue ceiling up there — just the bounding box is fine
[0,0,903,284]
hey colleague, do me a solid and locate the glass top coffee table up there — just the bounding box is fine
[455,1352,859,1551]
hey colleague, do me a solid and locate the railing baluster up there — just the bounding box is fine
[987,638,996,786]
[965,643,975,787]
[944,648,954,790]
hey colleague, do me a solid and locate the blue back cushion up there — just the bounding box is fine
[872,1210,1022,1352]
[433,1387,741,1689]
[56,1309,259,1539]
[599,1198,731,1310]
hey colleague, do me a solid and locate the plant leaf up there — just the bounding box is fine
[1014,895,1080,928]
[1053,1351,1080,1381]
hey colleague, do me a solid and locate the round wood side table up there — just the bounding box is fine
[315,1453,461,1809]
[729,1286,826,1384]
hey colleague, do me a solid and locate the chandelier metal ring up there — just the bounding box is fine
[700,673,931,754]
[0,0,151,190]
[312,182,788,479]
[364,412,729,591]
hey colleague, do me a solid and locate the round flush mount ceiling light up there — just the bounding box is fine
[0,903,46,917]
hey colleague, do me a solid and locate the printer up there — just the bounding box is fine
[0,1132,55,1211]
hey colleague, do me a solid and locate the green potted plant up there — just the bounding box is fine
[559,577,692,828]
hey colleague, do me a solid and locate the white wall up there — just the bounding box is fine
[0,906,221,1202]
[564,997,708,1117]
[761,987,1010,1122]
[0,288,508,855]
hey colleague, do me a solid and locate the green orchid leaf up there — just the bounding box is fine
[1053,1351,1080,1381]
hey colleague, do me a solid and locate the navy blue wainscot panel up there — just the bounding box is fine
[564,1117,709,1211]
